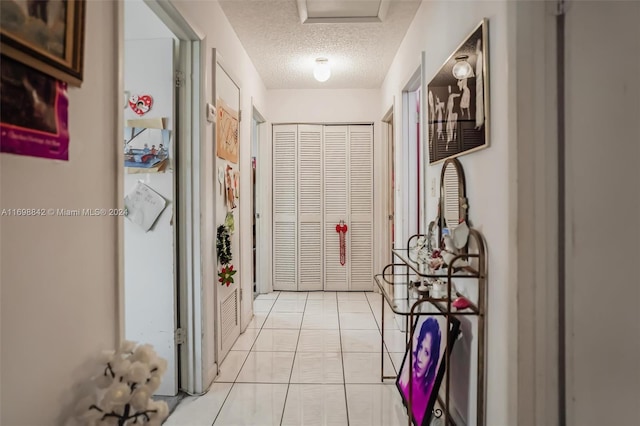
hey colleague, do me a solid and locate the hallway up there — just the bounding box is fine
[166,291,410,425]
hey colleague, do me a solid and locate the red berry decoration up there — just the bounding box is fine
[218,264,237,287]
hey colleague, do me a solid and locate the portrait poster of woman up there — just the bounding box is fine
[396,315,461,426]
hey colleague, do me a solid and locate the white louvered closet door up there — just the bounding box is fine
[273,125,297,291]
[297,125,324,291]
[323,126,349,291]
[348,125,374,291]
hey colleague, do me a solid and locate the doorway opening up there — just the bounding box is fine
[120,0,204,400]
[401,66,422,243]
[382,107,395,266]
[251,106,266,297]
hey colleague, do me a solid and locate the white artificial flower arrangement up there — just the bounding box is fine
[73,341,169,426]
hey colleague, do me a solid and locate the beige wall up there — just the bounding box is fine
[565,2,640,424]
[0,2,120,425]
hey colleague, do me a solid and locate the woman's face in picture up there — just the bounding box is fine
[415,333,432,377]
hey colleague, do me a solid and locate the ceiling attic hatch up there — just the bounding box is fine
[297,0,391,23]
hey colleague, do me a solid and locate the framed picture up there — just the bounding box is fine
[216,98,239,164]
[396,315,461,426]
[0,55,70,160]
[0,0,86,87]
[428,19,489,164]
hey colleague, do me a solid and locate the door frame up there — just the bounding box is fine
[400,65,422,244]
[117,0,207,394]
[213,51,244,361]
[252,104,270,296]
[381,106,394,267]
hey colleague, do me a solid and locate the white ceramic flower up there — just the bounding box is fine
[79,407,102,425]
[127,361,151,383]
[73,341,169,426]
[119,340,137,354]
[144,399,169,426]
[103,382,131,406]
[146,375,162,393]
[112,359,132,378]
[129,385,151,411]
[150,400,169,420]
[131,344,155,364]
[151,357,168,376]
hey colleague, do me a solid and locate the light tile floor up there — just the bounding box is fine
[165,291,409,426]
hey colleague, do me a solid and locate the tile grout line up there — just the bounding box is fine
[211,292,282,425]
[337,292,351,426]
[365,292,400,376]
[279,291,309,426]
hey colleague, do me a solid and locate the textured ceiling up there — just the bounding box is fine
[218,0,422,89]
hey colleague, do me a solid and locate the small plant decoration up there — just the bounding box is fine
[72,341,169,426]
[216,224,232,265]
[218,264,237,287]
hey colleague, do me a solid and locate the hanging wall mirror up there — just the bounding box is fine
[438,158,469,247]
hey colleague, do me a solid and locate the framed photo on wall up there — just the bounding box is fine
[0,55,70,160]
[396,315,461,426]
[0,0,86,86]
[428,19,489,164]
[216,98,239,164]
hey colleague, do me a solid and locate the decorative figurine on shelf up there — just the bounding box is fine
[415,279,430,294]
[452,220,470,249]
[453,296,472,310]
[428,249,444,270]
[410,236,427,261]
[431,279,447,298]
[441,234,471,269]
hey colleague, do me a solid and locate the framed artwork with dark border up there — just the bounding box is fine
[1,55,70,160]
[428,19,489,164]
[0,0,86,87]
[396,315,461,426]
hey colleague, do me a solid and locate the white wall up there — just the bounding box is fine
[268,89,386,277]
[0,2,119,424]
[125,0,174,39]
[123,37,178,395]
[268,89,380,124]
[381,1,516,424]
[169,0,269,387]
[565,2,640,425]
[511,1,559,423]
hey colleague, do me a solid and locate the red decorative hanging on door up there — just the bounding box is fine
[336,220,348,266]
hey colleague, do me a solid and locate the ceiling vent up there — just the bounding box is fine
[297,0,391,23]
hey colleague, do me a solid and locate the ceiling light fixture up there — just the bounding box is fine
[313,58,331,82]
[452,55,474,80]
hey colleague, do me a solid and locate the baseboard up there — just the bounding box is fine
[206,362,218,390]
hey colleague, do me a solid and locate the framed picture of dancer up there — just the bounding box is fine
[427,19,489,164]
[396,315,461,426]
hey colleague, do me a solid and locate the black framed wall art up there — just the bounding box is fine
[428,19,489,164]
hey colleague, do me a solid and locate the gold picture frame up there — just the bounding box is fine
[0,0,86,87]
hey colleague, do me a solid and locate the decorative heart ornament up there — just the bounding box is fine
[128,94,153,116]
